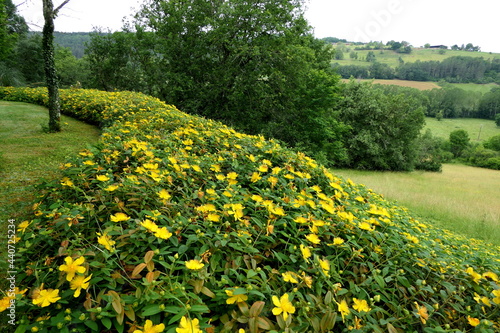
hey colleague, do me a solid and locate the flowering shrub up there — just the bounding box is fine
[1,87,499,332]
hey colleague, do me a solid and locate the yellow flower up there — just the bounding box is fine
[134,319,166,333]
[141,219,159,232]
[282,271,299,284]
[154,227,172,240]
[32,288,61,307]
[337,299,350,321]
[206,213,220,222]
[359,222,375,231]
[294,216,308,224]
[467,316,480,327]
[414,302,429,324]
[185,260,204,270]
[17,220,31,233]
[70,274,92,297]
[225,288,248,304]
[110,212,130,222]
[492,289,500,305]
[257,164,268,172]
[60,177,74,186]
[352,298,371,312]
[59,256,86,281]
[300,244,312,260]
[482,271,499,282]
[97,232,115,252]
[272,294,295,320]
[332,237,344,245]
[301,272,313,288]
[104,184,119,192]
[176,316,201,333]
[319,259,330,277]
[157,189,171,200]
[250,172,262,183]
[96,175,110,182]
[305,233,320,245]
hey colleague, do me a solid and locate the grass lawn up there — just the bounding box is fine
[333,164,500,246]
[447,82,499,94]
[341,79,440,91]
[424,117,500,142]
[0,101,100,260]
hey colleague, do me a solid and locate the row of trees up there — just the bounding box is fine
[335,56,500,84]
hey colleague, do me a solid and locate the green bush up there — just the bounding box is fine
[484,134,500,152]
[1,87,499,332]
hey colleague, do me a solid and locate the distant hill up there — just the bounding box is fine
[53,32,91,58]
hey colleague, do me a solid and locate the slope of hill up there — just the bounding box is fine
[1,87,499,332]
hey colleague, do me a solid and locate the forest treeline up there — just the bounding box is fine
[335,56,500,84]
[1,0,499,172]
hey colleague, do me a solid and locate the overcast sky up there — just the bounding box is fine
[13,0,500,53]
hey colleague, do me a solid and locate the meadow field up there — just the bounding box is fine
[424,117,500,142]
[334,164,500,246]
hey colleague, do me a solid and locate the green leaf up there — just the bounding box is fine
[84,320,99,331]
[141,304,162,316]
[190,304,210,313]
[102,317,112,330]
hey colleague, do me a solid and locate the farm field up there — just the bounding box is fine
[333,47,500,67]
[424,117,500,142]
[333,164,500,246]
[341,78,440,90]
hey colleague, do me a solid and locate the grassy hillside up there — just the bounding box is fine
[334,47,500,67]
[0,87,499,332]
[424,117,500,142]
[334,164,500,246]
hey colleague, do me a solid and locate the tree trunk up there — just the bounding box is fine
[42,0,61,132]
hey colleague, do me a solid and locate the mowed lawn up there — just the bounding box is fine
[0,102,100,243]
[334,164,500,245]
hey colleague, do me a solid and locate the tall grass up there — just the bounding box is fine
[334,164,500,245]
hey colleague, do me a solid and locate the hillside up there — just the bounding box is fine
[333,46,500,67]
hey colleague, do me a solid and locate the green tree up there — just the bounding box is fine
[123,0,346,163]
[496,113,500,127]
[55,46,88,87]
[14,34,45,84]
[366,51,376,62]
[449,129,470,157]
[484,134,500,151]
[336,80,425,171]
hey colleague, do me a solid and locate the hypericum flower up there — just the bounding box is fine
[332,237,344,245]
[353,298,371,312]
[133,319,166,333]
[492,289,500,305]
[319,259,330,277]
[206,213,220,222]
[282,271,299,284]
[300,244,312,260]
[272,294,295,320]
[104,184,119,192]
[157,189,171,200]
[467,316,480,327]
[141,219,159,232]
[59,256,86,281]
[97,232,115,252]
[250,172,261,183]
[154,227,172,240]
[482,271,499,282]
[110,212,130,222]
[0,297,11,312]
[17,220,31,233]
[305,233,320,245]
[414,302,429,324]
[176,316,201,333]
[301,272,313,288]
[185,260,204,270]
[359,222,375,231]
[70,274,92,297]
[32,288,60,307]
[337,299,350,321]
[60,177,74,186]
[96,175,110,182]
[225,288,248,304]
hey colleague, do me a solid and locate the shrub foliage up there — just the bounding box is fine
[1,87,499,333]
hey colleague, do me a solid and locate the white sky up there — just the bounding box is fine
[12,0,500,53]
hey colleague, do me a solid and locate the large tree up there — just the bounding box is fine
[118,0,347,164]
[42,0,70,132]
